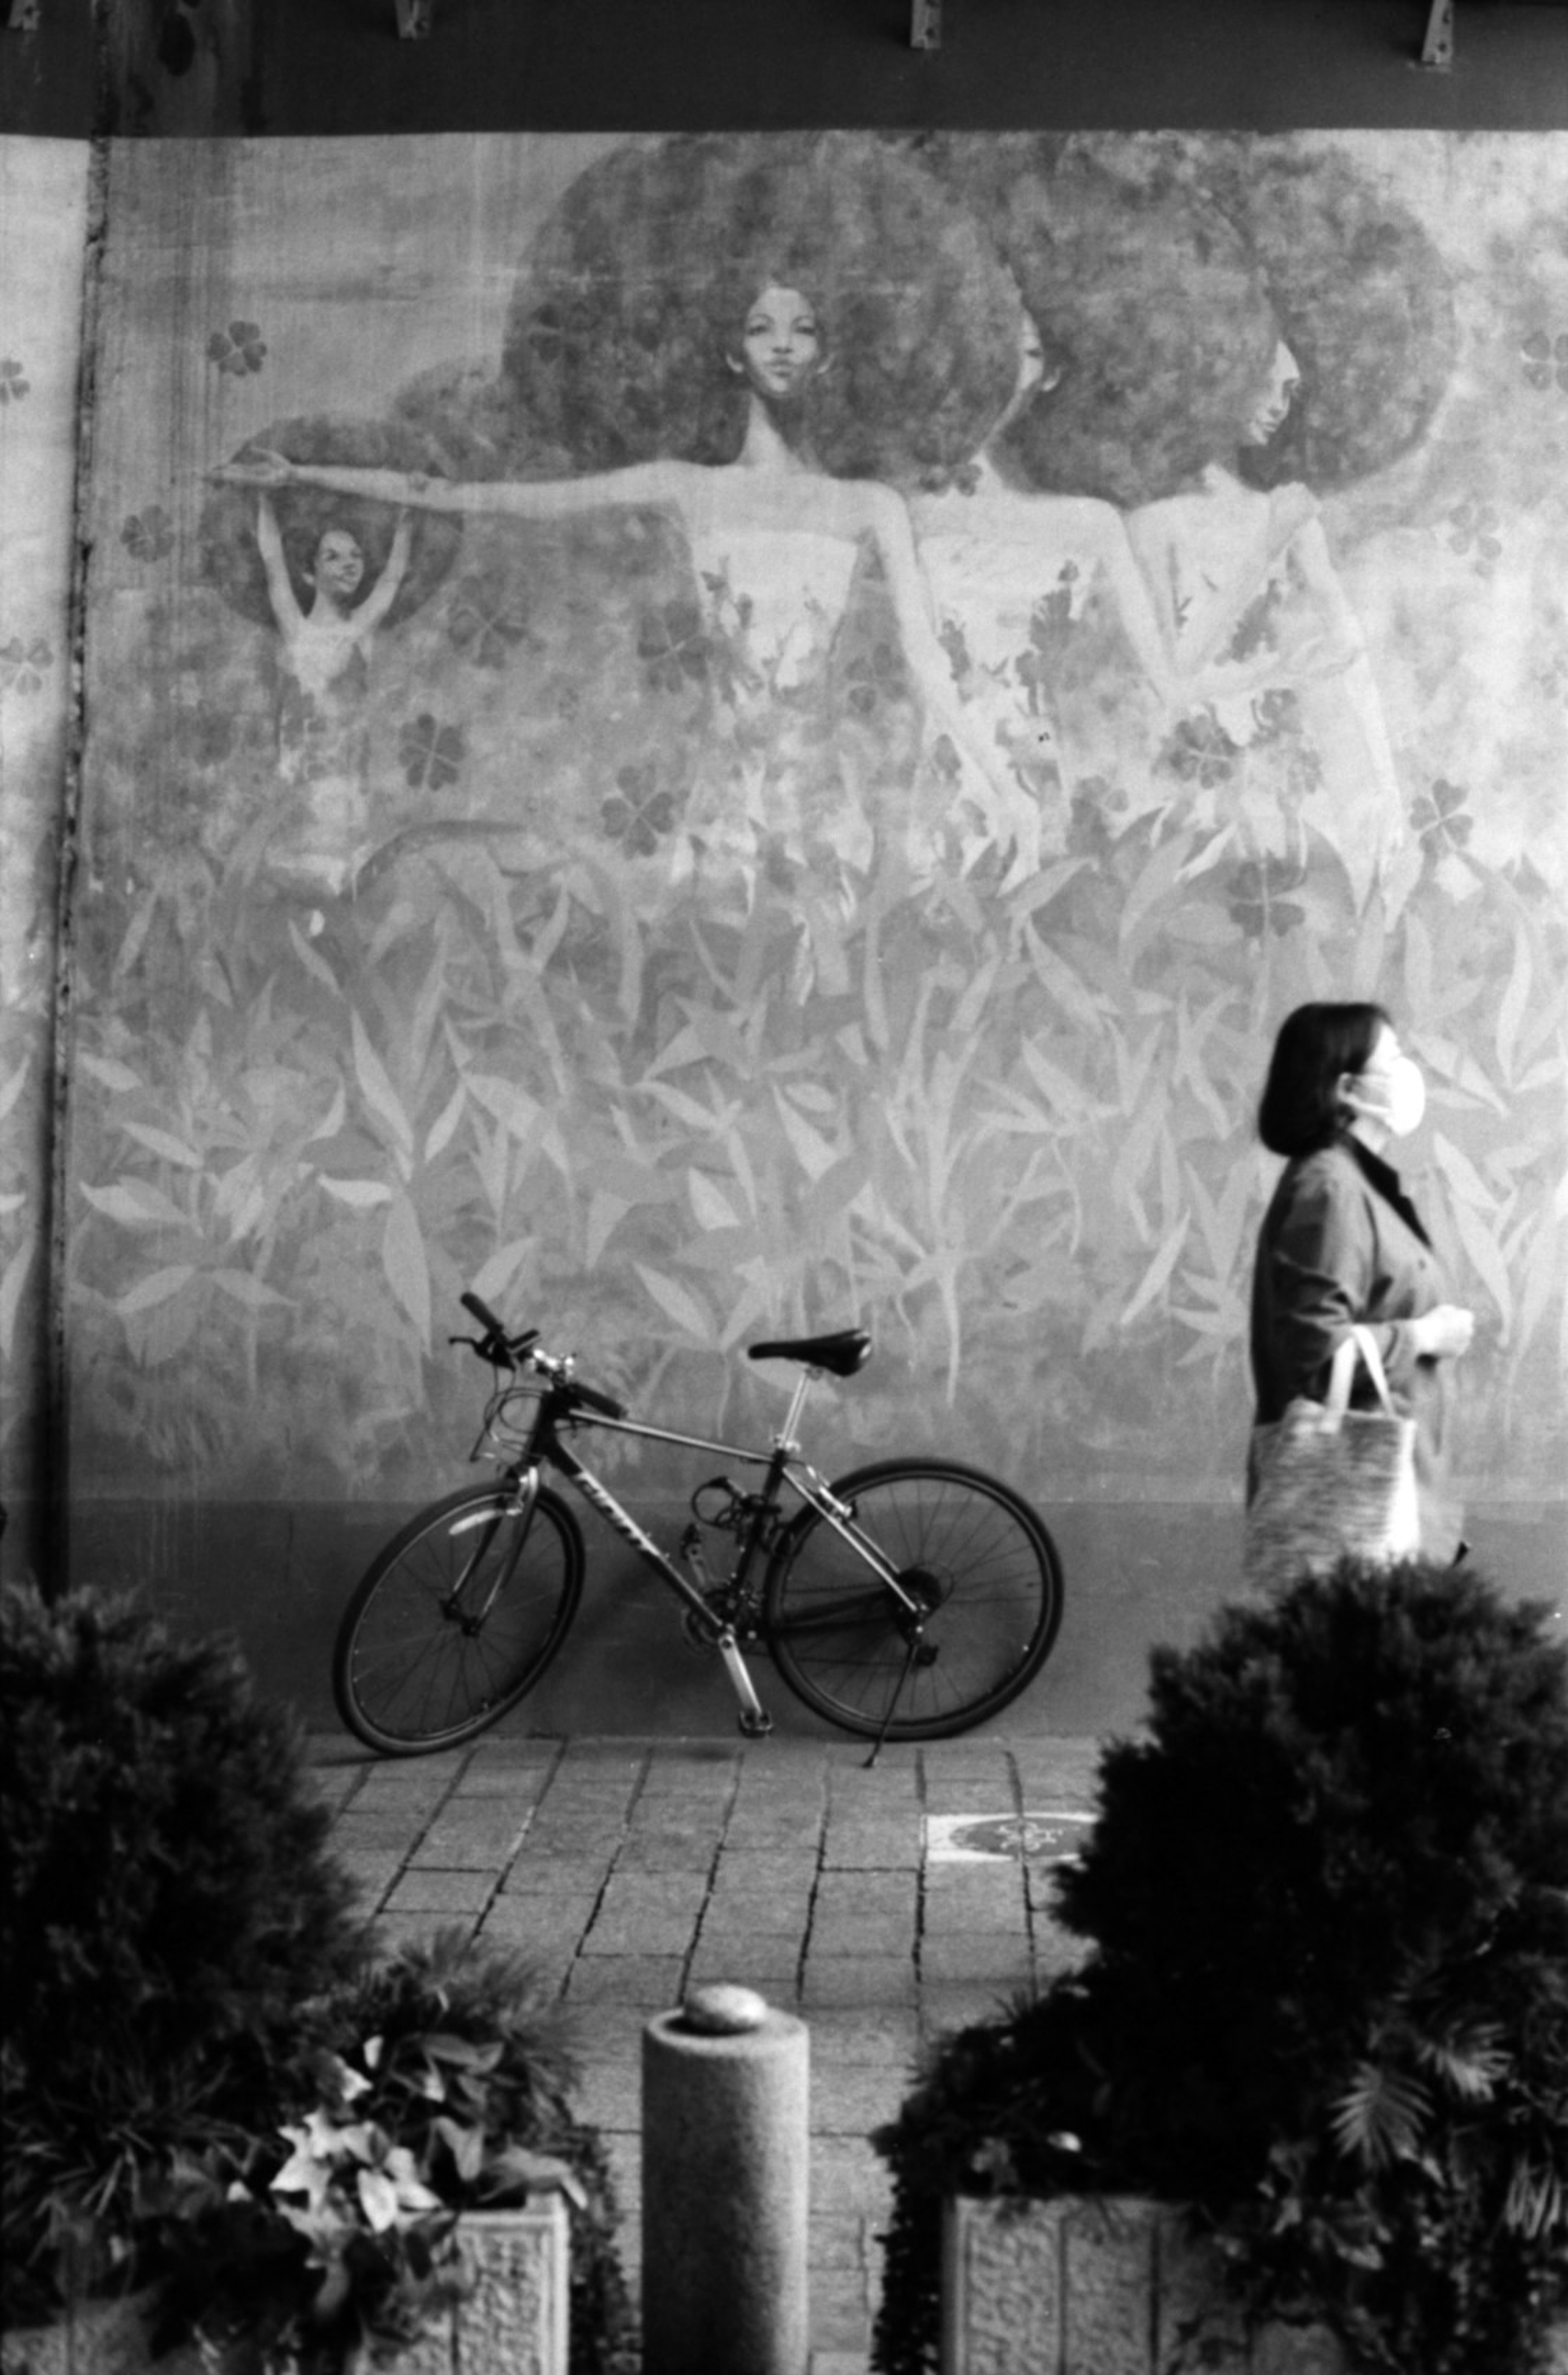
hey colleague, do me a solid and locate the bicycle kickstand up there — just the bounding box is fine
[863,1630,925,1769]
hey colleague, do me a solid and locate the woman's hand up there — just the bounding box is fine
[209,448,294,488]
[1411,1304,1476,1360]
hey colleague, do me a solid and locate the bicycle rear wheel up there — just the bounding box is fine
[332,1481,583,1755]
[762,1459,1063,1741]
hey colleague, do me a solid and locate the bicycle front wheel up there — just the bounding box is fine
[332,1481,584,1755]
[762,1459,1063,1741]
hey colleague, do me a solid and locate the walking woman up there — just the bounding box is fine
[1249,1001,1475,1567]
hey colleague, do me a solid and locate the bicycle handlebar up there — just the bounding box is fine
[457,1291,626,1420]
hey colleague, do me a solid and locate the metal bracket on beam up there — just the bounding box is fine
[1419,0,1454,67]
[911,0,941,46]
[2,0,42,30]
[395,0,432,33]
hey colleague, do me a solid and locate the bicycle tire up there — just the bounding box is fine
[762,1458,1063,1741]
[332,1481,584,1755]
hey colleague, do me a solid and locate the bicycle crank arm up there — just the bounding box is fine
[715,1626,773,1737]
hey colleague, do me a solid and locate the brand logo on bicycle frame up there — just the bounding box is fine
[572,1470,666,1565]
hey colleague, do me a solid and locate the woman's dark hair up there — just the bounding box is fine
[1258,1001,1390,1157]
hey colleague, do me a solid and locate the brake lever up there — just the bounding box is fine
[448,1330,516,1371]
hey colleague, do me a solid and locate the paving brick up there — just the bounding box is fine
[920,1982,1019,2038]
[412,1823,530,1869]
[338,1851,402,1902]
[808,1911,916,1959]
[575,2059,641,2130]
[384,1869,495,1914]
[801,1956,917,2009]
[810,2066,908,2133]
[566,1956,686,2007]
[349,1763,465,1804]
[581,1905,700,1957]
[920,1934,1033,1985]
[475,1896,590,1960]
[922,1872,1030,1912]
[811,2137,895,2218]
[812,1870,912,1919]
[686,1940,802,1994]
[332,1806,442,1851]
[820,1831,921,1870]
[804,2011,921,2068]
[919,1780,1019,1816]
[371,1911,479,1954]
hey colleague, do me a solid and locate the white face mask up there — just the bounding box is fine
[1344,1053,1426,1138]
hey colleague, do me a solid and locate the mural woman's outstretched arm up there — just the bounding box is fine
[213,449,690,522]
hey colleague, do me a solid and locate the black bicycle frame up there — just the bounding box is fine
[478,1372,922,1735]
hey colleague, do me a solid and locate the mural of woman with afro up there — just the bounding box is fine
[947,137,1457,908]
[902,299,1188,858]
[213,134,1046,889]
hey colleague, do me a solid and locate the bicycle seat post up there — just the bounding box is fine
[774,1366,814,1455]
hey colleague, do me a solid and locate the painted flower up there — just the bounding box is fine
[0,358,30,405]
[1447,500,1502,575]
[844,641,903,717]
[0,637,53,695]
[1226,854,1307,941]
[637,598,712,694]
[1160,712,1240,790]
[398,713,465,791]
[122,506,176,562]
[1411,776,1474,858]
[601,762,675,856]
[206,320,267,377]
[447,569,534,668]
[1521,330,1568,394]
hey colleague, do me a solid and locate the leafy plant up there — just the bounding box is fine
[149,1930,637,2375]
[0,1580,365,2323]
[873,1557,1568,2375]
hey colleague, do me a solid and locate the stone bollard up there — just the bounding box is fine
[642,1982,810,2375]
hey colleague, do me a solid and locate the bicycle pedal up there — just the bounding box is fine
[738,1708,773,1738]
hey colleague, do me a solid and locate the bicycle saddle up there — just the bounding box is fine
[747,1329,871,1377]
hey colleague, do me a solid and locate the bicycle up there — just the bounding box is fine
[332,1291,1065,1762]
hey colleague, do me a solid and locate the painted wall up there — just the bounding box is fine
[1,130,1564,1688]
[0,138,88,1559]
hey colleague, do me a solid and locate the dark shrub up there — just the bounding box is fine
[875,1558,1568,2375]
[0,1581,364,2320]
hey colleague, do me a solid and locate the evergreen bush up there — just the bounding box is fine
[874,1557,1568,2375]
[1,1580,365,2321]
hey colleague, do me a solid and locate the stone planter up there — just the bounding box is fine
[943,2197,1568,2375]
[942,2196,1346,2375]
[1,2206,570,2375]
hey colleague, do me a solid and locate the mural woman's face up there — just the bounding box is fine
[312,529,366,602]
[1243,341,1301,448]
[733,285,825,404]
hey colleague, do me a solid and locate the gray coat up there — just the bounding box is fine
[1248,1134,1462,1563]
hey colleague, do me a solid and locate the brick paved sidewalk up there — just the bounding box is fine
[309,1730,1102,2374]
